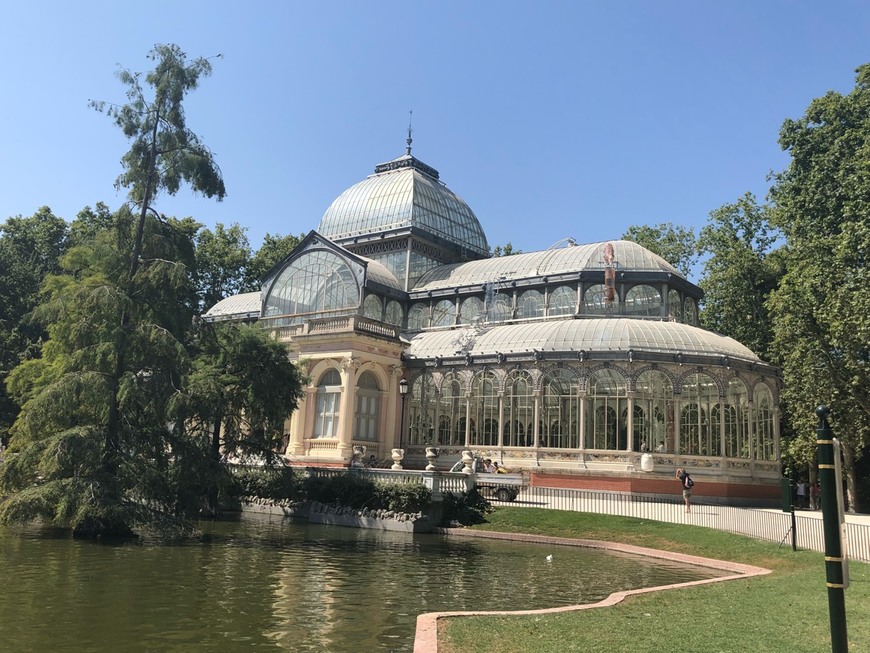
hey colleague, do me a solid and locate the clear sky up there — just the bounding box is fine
[2,1,870,272]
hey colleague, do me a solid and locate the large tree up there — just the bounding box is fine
[621,222,698,277]
[768,64,870,510]
[194,222,252,313]
[1,44,226,537]
[697,193,782,360]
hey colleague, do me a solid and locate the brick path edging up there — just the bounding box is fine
[413,528,771,653]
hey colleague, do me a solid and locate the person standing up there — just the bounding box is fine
[796,480,807,509]
[676,467,693,512]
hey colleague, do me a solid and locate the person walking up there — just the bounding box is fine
[796,480,807,509]
[676,467,693,513]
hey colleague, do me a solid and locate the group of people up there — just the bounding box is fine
[482,459,507,474]
[795,480,821,510]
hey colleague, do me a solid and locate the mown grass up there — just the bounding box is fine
[437,507,869,653]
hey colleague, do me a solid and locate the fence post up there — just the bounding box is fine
[817,405,848,653]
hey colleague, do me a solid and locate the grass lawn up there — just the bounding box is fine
[436,507,869,653]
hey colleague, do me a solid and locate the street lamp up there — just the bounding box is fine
[398,378,409,450]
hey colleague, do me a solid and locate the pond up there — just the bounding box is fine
[0,512,723,652]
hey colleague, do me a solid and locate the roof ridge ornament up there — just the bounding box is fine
[406,110,413,155]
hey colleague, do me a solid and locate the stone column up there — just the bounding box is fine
[337,357,360,459]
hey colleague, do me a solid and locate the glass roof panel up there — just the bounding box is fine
[405,319,760,362]
[413,240,682,291]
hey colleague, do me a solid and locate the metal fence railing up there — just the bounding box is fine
[495,486,870,563]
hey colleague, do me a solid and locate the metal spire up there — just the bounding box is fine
[406,110,413,155]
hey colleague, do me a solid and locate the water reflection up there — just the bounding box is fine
[0,513,722,652]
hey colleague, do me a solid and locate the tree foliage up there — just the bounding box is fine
[697,193,782,360]
[194,223,252,313]
[768,64,870,509]
[622,222,698,277]
[245,232,304,288]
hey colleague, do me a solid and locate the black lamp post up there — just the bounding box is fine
[398,378,409,450]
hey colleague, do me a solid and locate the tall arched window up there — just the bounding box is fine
[668,289,682,321]
[487,292,513,323]
[505,371,534,447]
[585,369,627,450]
[517,290,544,319]
[542,369,581,448]
[725,378,749,458]
[624,285,662,317]
[634,370,674,453]
[385,300,403,326]
[548,286,576,317]
[680,373,719,455]
[354,372,381,441]
[314,368,342,438]
[470,372,499,446]
[438,374,465,446]
[408,374,436,445]
[754,383,776,460]
[684,297,698,326]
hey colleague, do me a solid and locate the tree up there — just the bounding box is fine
[245,232,304,289]
[1,44,226,538]
[697,193,782,360]
[621,223,698,277]
[491,242,522,257]
[194,222,251,312]
[173,321,305,516]
[0,207,70,443]
[768,63,870,510]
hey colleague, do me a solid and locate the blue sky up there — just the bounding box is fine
[2,1,870,276]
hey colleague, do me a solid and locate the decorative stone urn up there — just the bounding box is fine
[425,447,441,471]
[461,449,475,474]
[640,453,655,472]
[351,445,366,468]
[391,448,405,470]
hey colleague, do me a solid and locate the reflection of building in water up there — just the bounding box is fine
[205,144,781,505]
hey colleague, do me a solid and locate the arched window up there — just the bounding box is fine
[754,383,776,460]
[585,369,627,450]
[470,372,499,446]
[505,371,534,447]
[431,299,455,327]
[517,290,544,319]
[487,293,513,323]
[314,368,342,438]
[362,294,382,321]
[460,297,484,325]
[624,285,662,317]
[668,289,682,321]
[680,373,719,455]
[408,374,436,445]
[385,300,403,326]
[407,302,429,331]
[438,374,465,446]
[354,372,380,441]
[542,369,581,448]
[726,378,749,458]
[264,250,359,323]
[548,286,576,317]
[684,297,698,326]
[634,370,674,453]
[583,284,609,315]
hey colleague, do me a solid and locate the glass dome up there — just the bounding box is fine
[317,154,489,256]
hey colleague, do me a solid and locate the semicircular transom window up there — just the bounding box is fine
[548,286,576,317]
[431,299,455,327]
[264,250,359,319]
[460,297,484,325]
[625,284,662,317]
[363,294,382,321]
[517,290,544,319]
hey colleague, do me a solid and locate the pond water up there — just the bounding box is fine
[1,513,723,652]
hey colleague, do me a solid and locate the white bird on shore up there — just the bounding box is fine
[545,554,553,562]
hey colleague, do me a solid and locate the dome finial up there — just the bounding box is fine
[406,110,413,155]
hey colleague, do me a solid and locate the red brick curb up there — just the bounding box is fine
[413,528,771,653]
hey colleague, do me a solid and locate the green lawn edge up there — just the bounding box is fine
[436,507,869,653]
